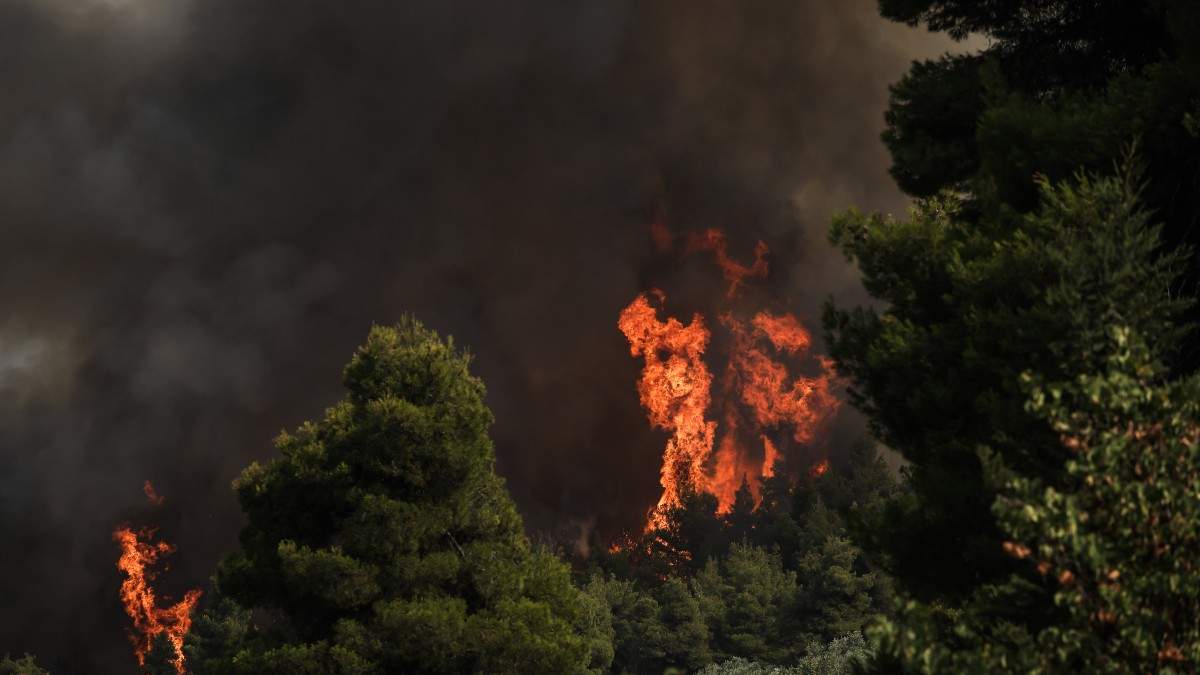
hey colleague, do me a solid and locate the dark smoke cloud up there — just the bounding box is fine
[0,0,955,669]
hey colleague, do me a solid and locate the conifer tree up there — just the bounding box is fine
[725,479,757,545]
[189,319,610,674]
[825,157,1189,604]
[864,169,1197,672]
[694,544,799,664]
[142,632,179,675]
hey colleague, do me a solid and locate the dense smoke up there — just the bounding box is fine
[0,0,953,669]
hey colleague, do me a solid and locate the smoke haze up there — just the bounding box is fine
[0,0,956,669]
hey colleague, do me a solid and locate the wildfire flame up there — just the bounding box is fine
[618,291,716,528]
[722,312,839,445]
[620,224,840,530]
[114,486,201,673]
[687,228,769,298]
[761,435,779,478]
[143,480,165,506]
[809,458,830,478]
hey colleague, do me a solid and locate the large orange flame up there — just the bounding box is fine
[620,225,840,530]
[114,487,201,673]
[618,291,717,528]
[722,312,840,445]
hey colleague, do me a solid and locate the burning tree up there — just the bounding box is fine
[112,482,202,674]
[618,226,841,531]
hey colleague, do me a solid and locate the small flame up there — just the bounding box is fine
[114,491,201,673]
[650,216,674,252]
[687,228,769,298]
[751,312,811,354]
[761,435,779,478]
[143,480,165,506]
[808,459,830,478]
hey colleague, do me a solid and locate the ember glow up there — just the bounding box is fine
[143,480,165,506]
[113,487,201,673]
[808,458,831,478]
[620,226,841,529]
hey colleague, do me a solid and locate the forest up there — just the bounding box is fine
[5,0,1200,673]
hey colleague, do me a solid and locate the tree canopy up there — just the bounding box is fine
[187,319,609,674]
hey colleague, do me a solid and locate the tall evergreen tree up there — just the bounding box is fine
[584,575,709,674]
[142,632,180,675]
[878,0,1200,365]
[825,160,1189,603]
[189,319,610,674]
[725,479,757,546]
[648,489,729,577]
[584,576,665,674]
[862,169,1197,671]
[694,544,799,664]
[794,537,888,647]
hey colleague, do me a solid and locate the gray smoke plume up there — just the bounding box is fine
[0,0,956,669]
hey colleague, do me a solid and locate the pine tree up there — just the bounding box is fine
[190,319,610,674]
[694,544,799,664]
[184,594,253,675]
[864,169,1197,671]
[142,632,179,675]
[794,537,887,647]
[725,479,757,545]
[877,0,1200,367]
[649,489,729,576]
[825,158,1190,604]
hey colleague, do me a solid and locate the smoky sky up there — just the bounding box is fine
[0,0,957,670]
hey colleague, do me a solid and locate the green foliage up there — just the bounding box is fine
[657,577,712,671]
[999,329,1200,670]
[585,576,666,673]
[869,326,1200,673]
[794,633,872,675]
[585,440,896,673]
[795,537,889,646]
[840,1,1200,665]
[879,0,1200,363]
[142,632,180,675]
[585,574,709,674]
[695,544,798,663]
[189,318,610,674]
[184,594,253,675]
[648,489,730,576]
[857,169,1199,671]
[825,164,1190,603]
[696,633,871,675]
[882,54,984,196]
[698,658,796,675]
[0,655,47,675]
